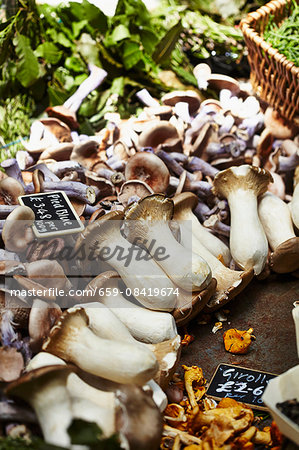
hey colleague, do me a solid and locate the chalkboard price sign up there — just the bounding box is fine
[19,191,84,237]
[206,364,277,410]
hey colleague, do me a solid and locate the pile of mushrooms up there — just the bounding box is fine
[0,64,298,448]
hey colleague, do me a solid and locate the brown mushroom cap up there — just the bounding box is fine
[172,192,199,217]
[118,180,154,206]
[161,90,201,115]
[46,105,79,130]
[70,140,99,169]
[264,107,298,139]
[115,384,163,450]
[40,118,72,143]
[29,299,62,352]
[75,210,124,262]
[213,165,273,199]
[5,364,76,399]
[2,206,35,253]
[0,347,24,382]
[148,335,181,390]
[125,152,170,193]
[138,121,179,149]
[270,237,299,274]
[42,308,89,358]
[172,278,217,326]
[207,74,240,95]
[39,143,74,162]
[203,268,254,312]
[0,178,25,205]
[124,194,174,223]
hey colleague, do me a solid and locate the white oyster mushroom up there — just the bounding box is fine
[213,165,273,275]
[42,307,158,385]
[290,166,299,231]
[74,210,177,311]
[124,194,212,292]
[173,192,231,266]
[85,271,177,344]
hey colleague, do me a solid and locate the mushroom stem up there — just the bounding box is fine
[136,89,160,107]
[1,159,24,186]
[178,221,253,310]
[64,64,107,113]
[76,211,177,311]
[188,157,219,178]
[43,308,158,385]
[203,214,231,237]
[6,366,74,447]
[25,180,97,204]
[173,193,231,266]
[46,161,83,179]
[213,165,272,275]
[86,275,178,343]
[125,195,212,292]
[26,163,60,182]
[291,167,299,230]
[258,192,299,273]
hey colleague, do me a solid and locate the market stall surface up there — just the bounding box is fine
[181,276,299,380]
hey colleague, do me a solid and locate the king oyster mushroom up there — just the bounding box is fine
[124,194,212,292]
[176,219,253,311]
[213,165,273,275]
[290,166,299,230]
[74,300,181,390]
[85,271,177,343]
[42,307,158,385]
[172,192,231,266]
[125,152,170,193]
[74,210,177,311]
[258,192,299,273]
[5,365,75,447]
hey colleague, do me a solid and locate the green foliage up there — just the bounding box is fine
[0,0,246,138]
[263,0,299,66]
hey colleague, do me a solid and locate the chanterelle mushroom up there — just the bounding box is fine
[2,206,35,253]
[6,365,75,447]
[75,210,177,311]
[213,165,273,275]
[43,307,158,385]
[258,192,299,273]
[173,192,231,266]
[124,194,212,292]
[125,152,170,193]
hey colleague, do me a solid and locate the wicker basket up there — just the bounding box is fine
[240,0,299,122]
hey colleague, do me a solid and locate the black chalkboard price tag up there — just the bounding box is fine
[18,191,84,237]
[206,364,277,411]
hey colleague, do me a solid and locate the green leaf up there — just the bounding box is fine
[140,29,158,54]
[65,55,86,73]
[152,20,183,64]
[68,0,107,31]
[171,66,197,86]
[111,77,125,97]
[13,33,40,88]
[123,41,142,70]
[34,42,62,64]
[110,24,130,43]
[67,419,121,448]
[72,20,88,38]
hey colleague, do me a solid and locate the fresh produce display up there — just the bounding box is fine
[0,0,246,156]
[0,0,298,449]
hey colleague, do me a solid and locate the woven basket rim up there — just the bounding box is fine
[240,0,299,75]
